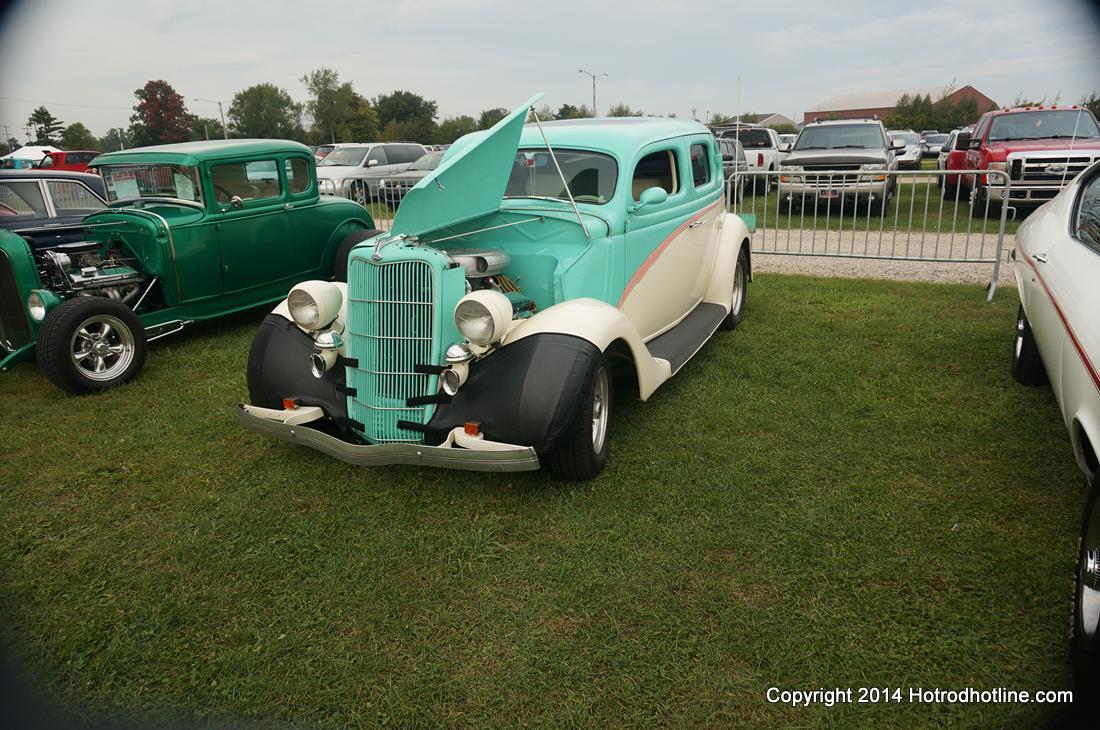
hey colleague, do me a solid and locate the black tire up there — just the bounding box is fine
[970,186,1000,219]
[1011,305,1048,385]
[333,228,383,281]
[349,180,370,207]
[1073,474,1100,680]
[546,355,612,480]
[720,247,749,330]
[36,297,147,395]
[942,184,958,201]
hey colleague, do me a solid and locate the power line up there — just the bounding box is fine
[0,96,131,111]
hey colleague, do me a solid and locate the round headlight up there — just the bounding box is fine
[288,281,342,331]
[454,290,512,346]
[28,290,46,322]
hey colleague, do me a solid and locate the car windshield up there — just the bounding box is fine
[925,134,949,144]
[795,124,885,150]
[726,129,773,148]
[891,132,920,144]
[97,164,204,204]
[408,151,444,171]
[988,110,1100,141]
[504,149,618,205]
[319,147,369,166]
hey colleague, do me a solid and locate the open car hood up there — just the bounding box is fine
[391,93,543,239]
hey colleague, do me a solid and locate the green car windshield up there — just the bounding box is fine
[98,164,205,205]
[504,149,617,205]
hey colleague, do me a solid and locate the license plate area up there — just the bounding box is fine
[819,189,840,199]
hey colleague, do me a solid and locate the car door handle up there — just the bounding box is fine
[1032,253,1048,263]
[688,220,705,229]
[284,203,293,210]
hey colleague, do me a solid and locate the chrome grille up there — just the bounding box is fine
[1019,155,1098,183]
[347,258,435,443]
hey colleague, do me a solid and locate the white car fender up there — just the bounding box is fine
[703,212,751,311]
[502,297,672,400]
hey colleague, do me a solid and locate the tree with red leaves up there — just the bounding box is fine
[129,80,194,147]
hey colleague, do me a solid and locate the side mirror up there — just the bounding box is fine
[366,159,379,167]
[892,141,906,151]
[721,153,734,162]
[779,143,792,153]
[230,195,244,209]
[632,186,668,212]
[954,132,971,150]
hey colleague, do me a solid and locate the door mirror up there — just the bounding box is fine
[779,143,792,153]
[631,186,668,211]
[892,141,906,151]
[954,132,971,150]
[366,159,379,167]
[721,153,734,162]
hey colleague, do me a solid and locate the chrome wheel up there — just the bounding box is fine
[591,365,610,453]
[69,314,135,382]
[1014,312,1025,361]
[351,181,369,206]
[731,258,745,317]
[1080,498,1100,643]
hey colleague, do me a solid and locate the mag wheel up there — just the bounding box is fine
[547,355,611,481]
[36,297,147,395]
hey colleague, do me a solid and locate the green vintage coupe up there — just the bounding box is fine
[0,139,378,394]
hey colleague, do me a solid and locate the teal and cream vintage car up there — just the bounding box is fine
[239,94,752,480]
[0,139,377,394]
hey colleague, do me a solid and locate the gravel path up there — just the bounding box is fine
[750,229,1016,287]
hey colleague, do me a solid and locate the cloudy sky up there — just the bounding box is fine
[1,0,1098,140]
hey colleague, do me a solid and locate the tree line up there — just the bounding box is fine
[8,69,662,154]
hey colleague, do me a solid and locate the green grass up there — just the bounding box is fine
[737,173,1019,236]
[0,276,1084,727]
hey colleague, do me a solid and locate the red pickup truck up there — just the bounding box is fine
[36,150,101,173]
[956,106,1100,216]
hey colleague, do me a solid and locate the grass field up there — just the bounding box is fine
[0,275,1085,727]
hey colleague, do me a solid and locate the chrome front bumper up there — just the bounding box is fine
[236,403,542,472]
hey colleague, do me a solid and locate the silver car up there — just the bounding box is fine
[889,130,922,169]
[316,142,427,204]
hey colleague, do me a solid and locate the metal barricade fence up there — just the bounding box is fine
[726,168,1013,300]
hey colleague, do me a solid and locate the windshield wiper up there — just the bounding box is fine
[831,145,873,149]
[796,146,828,150]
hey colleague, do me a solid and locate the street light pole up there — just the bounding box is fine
[578,69,608,117]
[194,98,228,139]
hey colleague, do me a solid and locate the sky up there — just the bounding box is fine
[1,0,1098,141]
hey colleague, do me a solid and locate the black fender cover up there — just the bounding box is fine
[426,333,602,455]
[246,314,349,422]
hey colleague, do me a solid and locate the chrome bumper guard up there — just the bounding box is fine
[237,403,541,472]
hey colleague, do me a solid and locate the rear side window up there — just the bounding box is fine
[690,143,711,187]
[285,158,311,194]
[402,145,425,163]
[0,180,47,218]
[632,150,679,202]
[46,180,106,216]
[1076,172,1100,253]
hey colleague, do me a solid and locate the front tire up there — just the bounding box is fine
[1073,474,1100,679]
[1012,305,1048,385]
[36,297,147,395]
[546,355,612,480]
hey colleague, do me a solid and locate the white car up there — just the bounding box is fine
[1012,160,1100,677]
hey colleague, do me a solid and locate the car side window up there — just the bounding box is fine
[367,147,388,166]
[972,116,989,141]
[403,145,424,163]
[632,150,679,202]
[211,160,281,203]
[46,181,106,216]
[284,158,311,195]
[690,143,711,188]
[1076,172,1100,253]
[0,181,48,219]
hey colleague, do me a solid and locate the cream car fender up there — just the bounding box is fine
[703,212,751,311]
[502,297,672,400]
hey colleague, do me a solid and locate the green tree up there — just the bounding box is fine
[371,90,436,141]
[434,115,479,144]
[27,106,64,145]
[228,83,304,140]
[607,103,643,117]
[300,67,359,143]
[129,80,192,146]
[478,107,508,129]
[60,122,98,149]
[555,103,589,119]
[190,116,225,141]
[337,97,380,142]
[98,128,128,152]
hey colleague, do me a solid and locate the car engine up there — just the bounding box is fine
[38,240,147,304]
[446,247,536,316]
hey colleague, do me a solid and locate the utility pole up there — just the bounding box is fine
[578,69,608,116]
[194,98,228,139]
[691,106,697,121]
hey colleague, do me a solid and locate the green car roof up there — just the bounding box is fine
[518,117,711,154]
[91,139,312,167]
